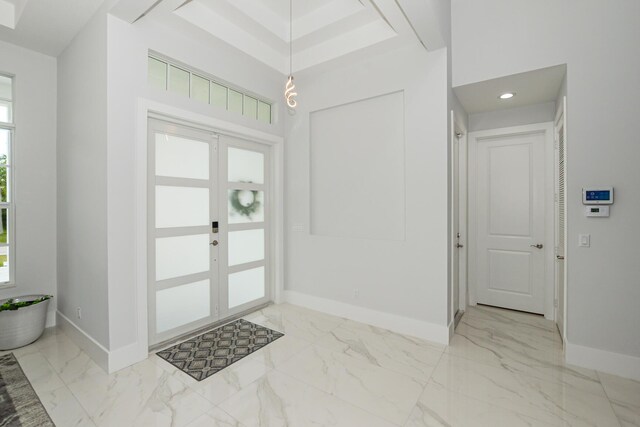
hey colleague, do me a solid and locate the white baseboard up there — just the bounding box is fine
[56,311,149,373]
[284,290,450,345]
[448,319,455,341]
[56,311,109,372]
[108,341,148,373]
[566,341,640,381]
[46,309,56,328]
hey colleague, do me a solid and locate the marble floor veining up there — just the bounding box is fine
[2,303,638,426]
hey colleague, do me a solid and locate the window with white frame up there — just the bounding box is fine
[147,55,273,125]
[0,74,14,285]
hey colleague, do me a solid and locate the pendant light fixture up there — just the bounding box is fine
[285,0,298,111]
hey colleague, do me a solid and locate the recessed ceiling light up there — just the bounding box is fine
[499,92,515,99]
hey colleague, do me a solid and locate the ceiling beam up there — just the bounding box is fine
[0,0,17,29]
[393,0,447,51]
[110,0,162,23]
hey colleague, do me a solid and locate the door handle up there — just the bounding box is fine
[210,240,219,246]
[530,244,544,249]
[556,255,565,260]
[456,243,464,248]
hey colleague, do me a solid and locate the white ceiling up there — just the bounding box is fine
[261,0,332,21]
[454,65,567,114]
[143,0,420,75]
[0,0,106,56]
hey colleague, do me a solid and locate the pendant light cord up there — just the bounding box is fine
[289,0,293,75]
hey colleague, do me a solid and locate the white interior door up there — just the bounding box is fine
[474,129,547,314]
[148,120,271,346]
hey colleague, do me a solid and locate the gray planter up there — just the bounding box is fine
[0,295,51,350]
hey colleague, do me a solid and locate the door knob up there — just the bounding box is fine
[210,240,219,246]
[530,244,544,249]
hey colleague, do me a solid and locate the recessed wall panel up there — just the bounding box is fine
[309,91,405,240]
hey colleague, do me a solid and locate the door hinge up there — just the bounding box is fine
[554,299,558,308]
[214,305,219,316]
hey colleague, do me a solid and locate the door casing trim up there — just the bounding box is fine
[126,99,284,369]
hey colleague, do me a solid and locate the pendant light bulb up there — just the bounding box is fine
[285,75,297,109]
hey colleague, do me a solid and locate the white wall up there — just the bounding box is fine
[285,43,451,342]
[57,9,109,347]
[105,14,285,354]
[0,40,57,326]
[468,102,556,132]
[452,0,640,375]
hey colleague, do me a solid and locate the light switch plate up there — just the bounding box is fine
[579,234,590,247]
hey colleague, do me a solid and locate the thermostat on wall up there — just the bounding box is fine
[585,205,610,217]
[582,187,614,205]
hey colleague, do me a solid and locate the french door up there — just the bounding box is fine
[148,119,270,346]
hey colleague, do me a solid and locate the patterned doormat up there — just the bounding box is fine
[0,353,55,427]
[156,319,283,381]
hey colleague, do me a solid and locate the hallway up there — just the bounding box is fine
[2,303,638,426]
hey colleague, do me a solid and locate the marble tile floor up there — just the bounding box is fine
[1,303,638,426]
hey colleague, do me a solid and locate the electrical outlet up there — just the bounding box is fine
[76,307,82,319]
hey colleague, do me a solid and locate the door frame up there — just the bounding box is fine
[450,110,468,326]
[132,99,284,361]
[468,122,556,319]
[554,96,568,342]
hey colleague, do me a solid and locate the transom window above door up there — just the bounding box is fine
[147,54,273,125]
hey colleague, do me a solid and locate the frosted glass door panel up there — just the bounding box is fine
[228,147,264,184]
[156,186,209,228]
[155,134,209,179]
[228,267,265,308]
[228,190,264,224]
[156,234,210,281]
[156,280,210,333]
[228,229,264,266]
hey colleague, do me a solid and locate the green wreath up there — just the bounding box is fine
[229,189,261,218]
